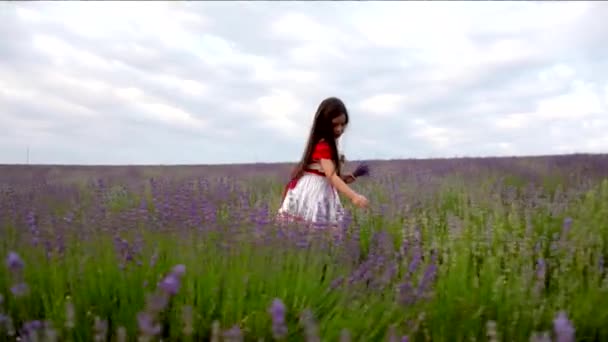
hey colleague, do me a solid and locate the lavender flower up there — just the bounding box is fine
[44,327,59,342]
[6,252,24,272]
[172,264,186,277]
[3,315,15,337]
[159,264,186,295]
[137,312,161,337]
[223,325,243,342]
[330,276,345,290]
[561,217,572,236]
[210,320,221,342]
[268,298,288,339]
[149,250,159,268]
[553,311,575,342]
[65,297,75,330]
[386,325,399,342]
[21,320,44,339]
[530,331,552,342]
[116,326,127,342]
[352,163,370,178]
[408,247,422,275]
[137,264,186,338]
[536,258,546,280]
[417,261,438,299]
[339,329,351,342]
[487,320,498,342]
[182,305,194,336]
[299,309,319,342]
[398,281,415,306]
[159,274,180,295]
[10,283,29,297]
[93,316,108,342]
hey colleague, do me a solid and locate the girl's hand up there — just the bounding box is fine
[351,193,369,208]
[342,173,356,184]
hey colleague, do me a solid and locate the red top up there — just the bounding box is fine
[310,140,332,161]
[281,140,333,203]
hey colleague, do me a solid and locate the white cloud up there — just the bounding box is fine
[538,64,577,83]
[271,13,334,43]
[0,1,606,164]
[535,81,603,120]
[495,114,531,130]
[358,94,405,116]
[136,102,205,129]
[410,120,457,149]
[148,75,209,97]
[255,89,306,139]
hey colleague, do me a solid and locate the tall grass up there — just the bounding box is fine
[0,158,607,341]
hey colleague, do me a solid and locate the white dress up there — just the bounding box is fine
[276,141,345,226]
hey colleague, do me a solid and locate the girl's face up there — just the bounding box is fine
[332,113,347,138]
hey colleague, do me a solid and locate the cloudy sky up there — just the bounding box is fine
[1,1,607,165]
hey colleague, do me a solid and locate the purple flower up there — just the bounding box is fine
[25,210,37,228]
[158,264,186,295]
[93,317,108,342]
[536,258,546,280]
[553,311,575,342]
[408,248,422,275]
[353,163,370,178]
[299,309,319,342]
[149,250,158,268]
[398,281,415,306]
[116,326,127,342]
[268,298,288,339]
[171,264,186,277]
[340,329,351,342]
[137,312,161,336]
[146,292,169,313]
[561,217,572,236]
[6,252,24,272]
[10,282,29,297]
[159,274,180,295]
[530,332,551,342]
[223,325,243,342]
[182,305,194,336]
[330,276,344,290]
[417,262,438,297]
[65,299,75,329]
[21,320,43,337]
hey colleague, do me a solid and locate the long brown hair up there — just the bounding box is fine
[290,97,349,180]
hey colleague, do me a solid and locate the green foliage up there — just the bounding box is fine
[0,169,607,341]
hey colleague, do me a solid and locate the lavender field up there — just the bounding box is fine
[1,154,608,341]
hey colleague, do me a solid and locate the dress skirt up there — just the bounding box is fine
[277,172,345,226]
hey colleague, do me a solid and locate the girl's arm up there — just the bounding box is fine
[338,154,355,184]
[319,159,358,200]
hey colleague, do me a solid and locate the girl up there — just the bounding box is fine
[277,97,369,226]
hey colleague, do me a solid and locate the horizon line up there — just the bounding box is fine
[1,152,606,167]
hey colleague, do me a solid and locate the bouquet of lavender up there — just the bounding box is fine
[352,162,370,178]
